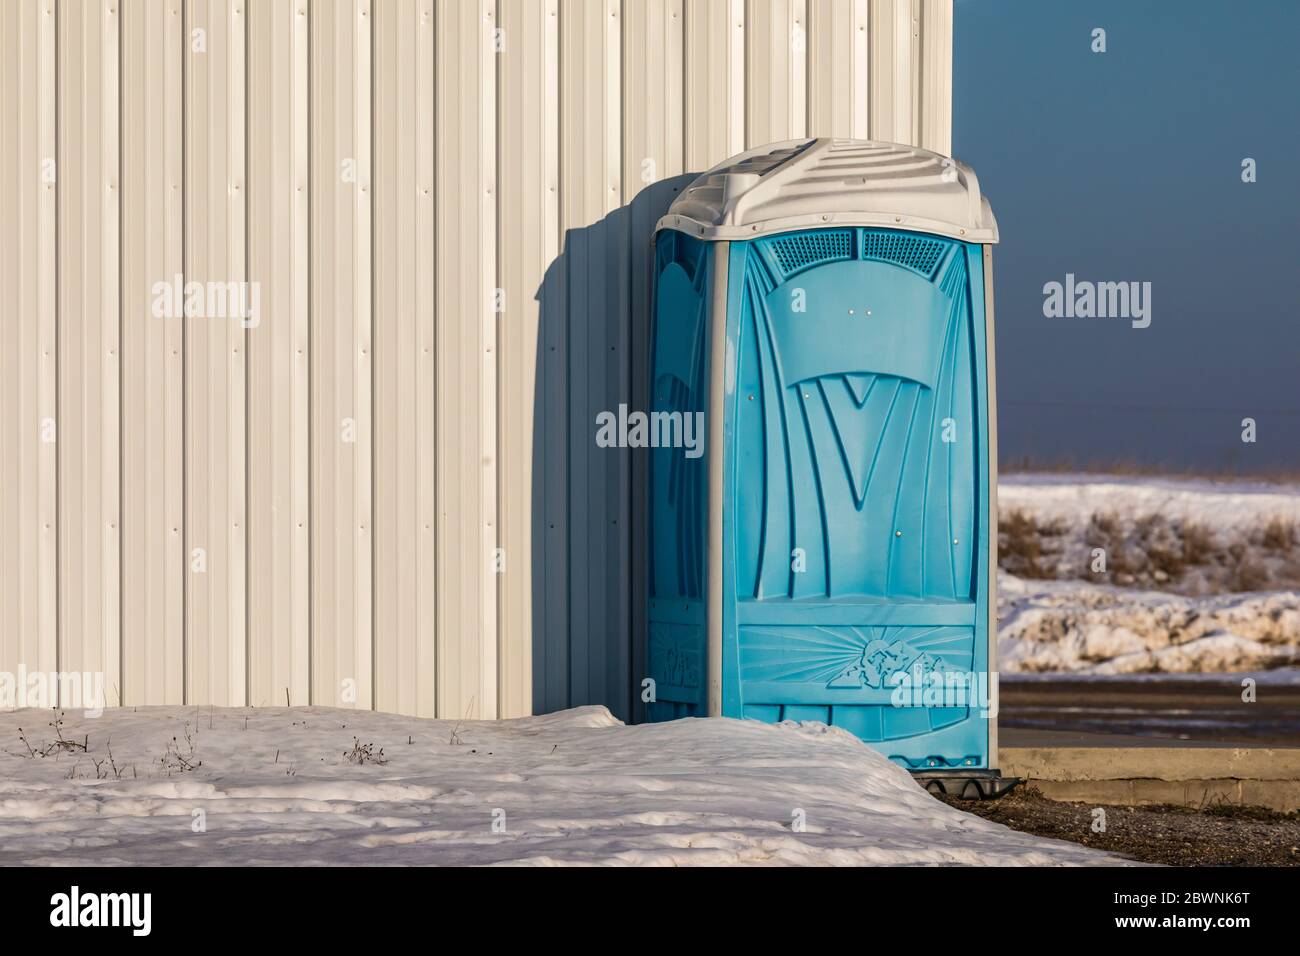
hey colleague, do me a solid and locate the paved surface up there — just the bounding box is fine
[997,678,1300,810]
[1000,676,1300,745]
[1003,727,1255,748]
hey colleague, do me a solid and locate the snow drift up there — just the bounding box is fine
[999,474,1300,594]
[998,574,1300,674]
[0,705,1120,866]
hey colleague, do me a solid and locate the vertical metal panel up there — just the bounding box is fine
[183,0,246,706]
[918,0,952,155]
[102,0,121,708]
[537,3,569,715]
[0,0,59,686]
[498,0,559,719]
[808,0,870,138]
[39,0,58,687]
[56,0,120,699]
[553,0,627,717]
[374,0,438,717]
[684,0,745,171]
[745,0,806,147]
[435,0,498,719]
[869,0,914,144]
[121,0,185,706]
[372,0,411,716]
[0,0,19,688]
[623,0,685,191]
[248,0,309,706]
[415,0,438,719]
[354,0,374,712]
[1,0,951,718]
[310,0,372,710]
[478,2,500,723]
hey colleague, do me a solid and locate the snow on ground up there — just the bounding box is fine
[998,573,1300,674]
[1001,474,1300,533]
[0,705,1121,866]
[997,475,1300,673]
[999,473,1300,593]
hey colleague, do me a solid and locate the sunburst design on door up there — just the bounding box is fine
[738,624,973,687]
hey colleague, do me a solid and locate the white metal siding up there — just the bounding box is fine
[121,0,185,706]
[0,0,953,719]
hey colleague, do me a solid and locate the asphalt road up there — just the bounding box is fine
[1000,677,1300,746]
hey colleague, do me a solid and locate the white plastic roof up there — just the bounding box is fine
[656,138,998,244]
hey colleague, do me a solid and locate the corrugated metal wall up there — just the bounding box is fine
[0,0,952,720]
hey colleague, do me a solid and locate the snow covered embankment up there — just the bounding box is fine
[998,574,1300,674]
[999,475,1300,674]
[0,705,1121,866]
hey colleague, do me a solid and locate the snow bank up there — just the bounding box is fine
[999,474,1300,594]
[999,574,1300,674]
[0,705,1119,866]
[1001,474,1300,532]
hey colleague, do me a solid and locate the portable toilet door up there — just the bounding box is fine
[647,139,1004,785]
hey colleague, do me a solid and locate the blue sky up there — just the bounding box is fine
[953,0,1300,473]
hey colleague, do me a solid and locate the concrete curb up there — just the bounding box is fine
[1001,746,1300,812]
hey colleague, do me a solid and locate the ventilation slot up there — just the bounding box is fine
[860,231,948,278]
[769,231,853,275]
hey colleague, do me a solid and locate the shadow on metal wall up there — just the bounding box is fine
[532,173,697,724]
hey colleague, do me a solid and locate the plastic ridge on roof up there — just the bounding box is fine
[656,138,999,244]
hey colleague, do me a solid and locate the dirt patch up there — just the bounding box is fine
[938,787,1300,866]
[999,510,1068,579]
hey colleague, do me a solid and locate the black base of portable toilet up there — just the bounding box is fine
[914,770,1022,801]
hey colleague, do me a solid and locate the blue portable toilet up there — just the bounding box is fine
[647,139,1008,794]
